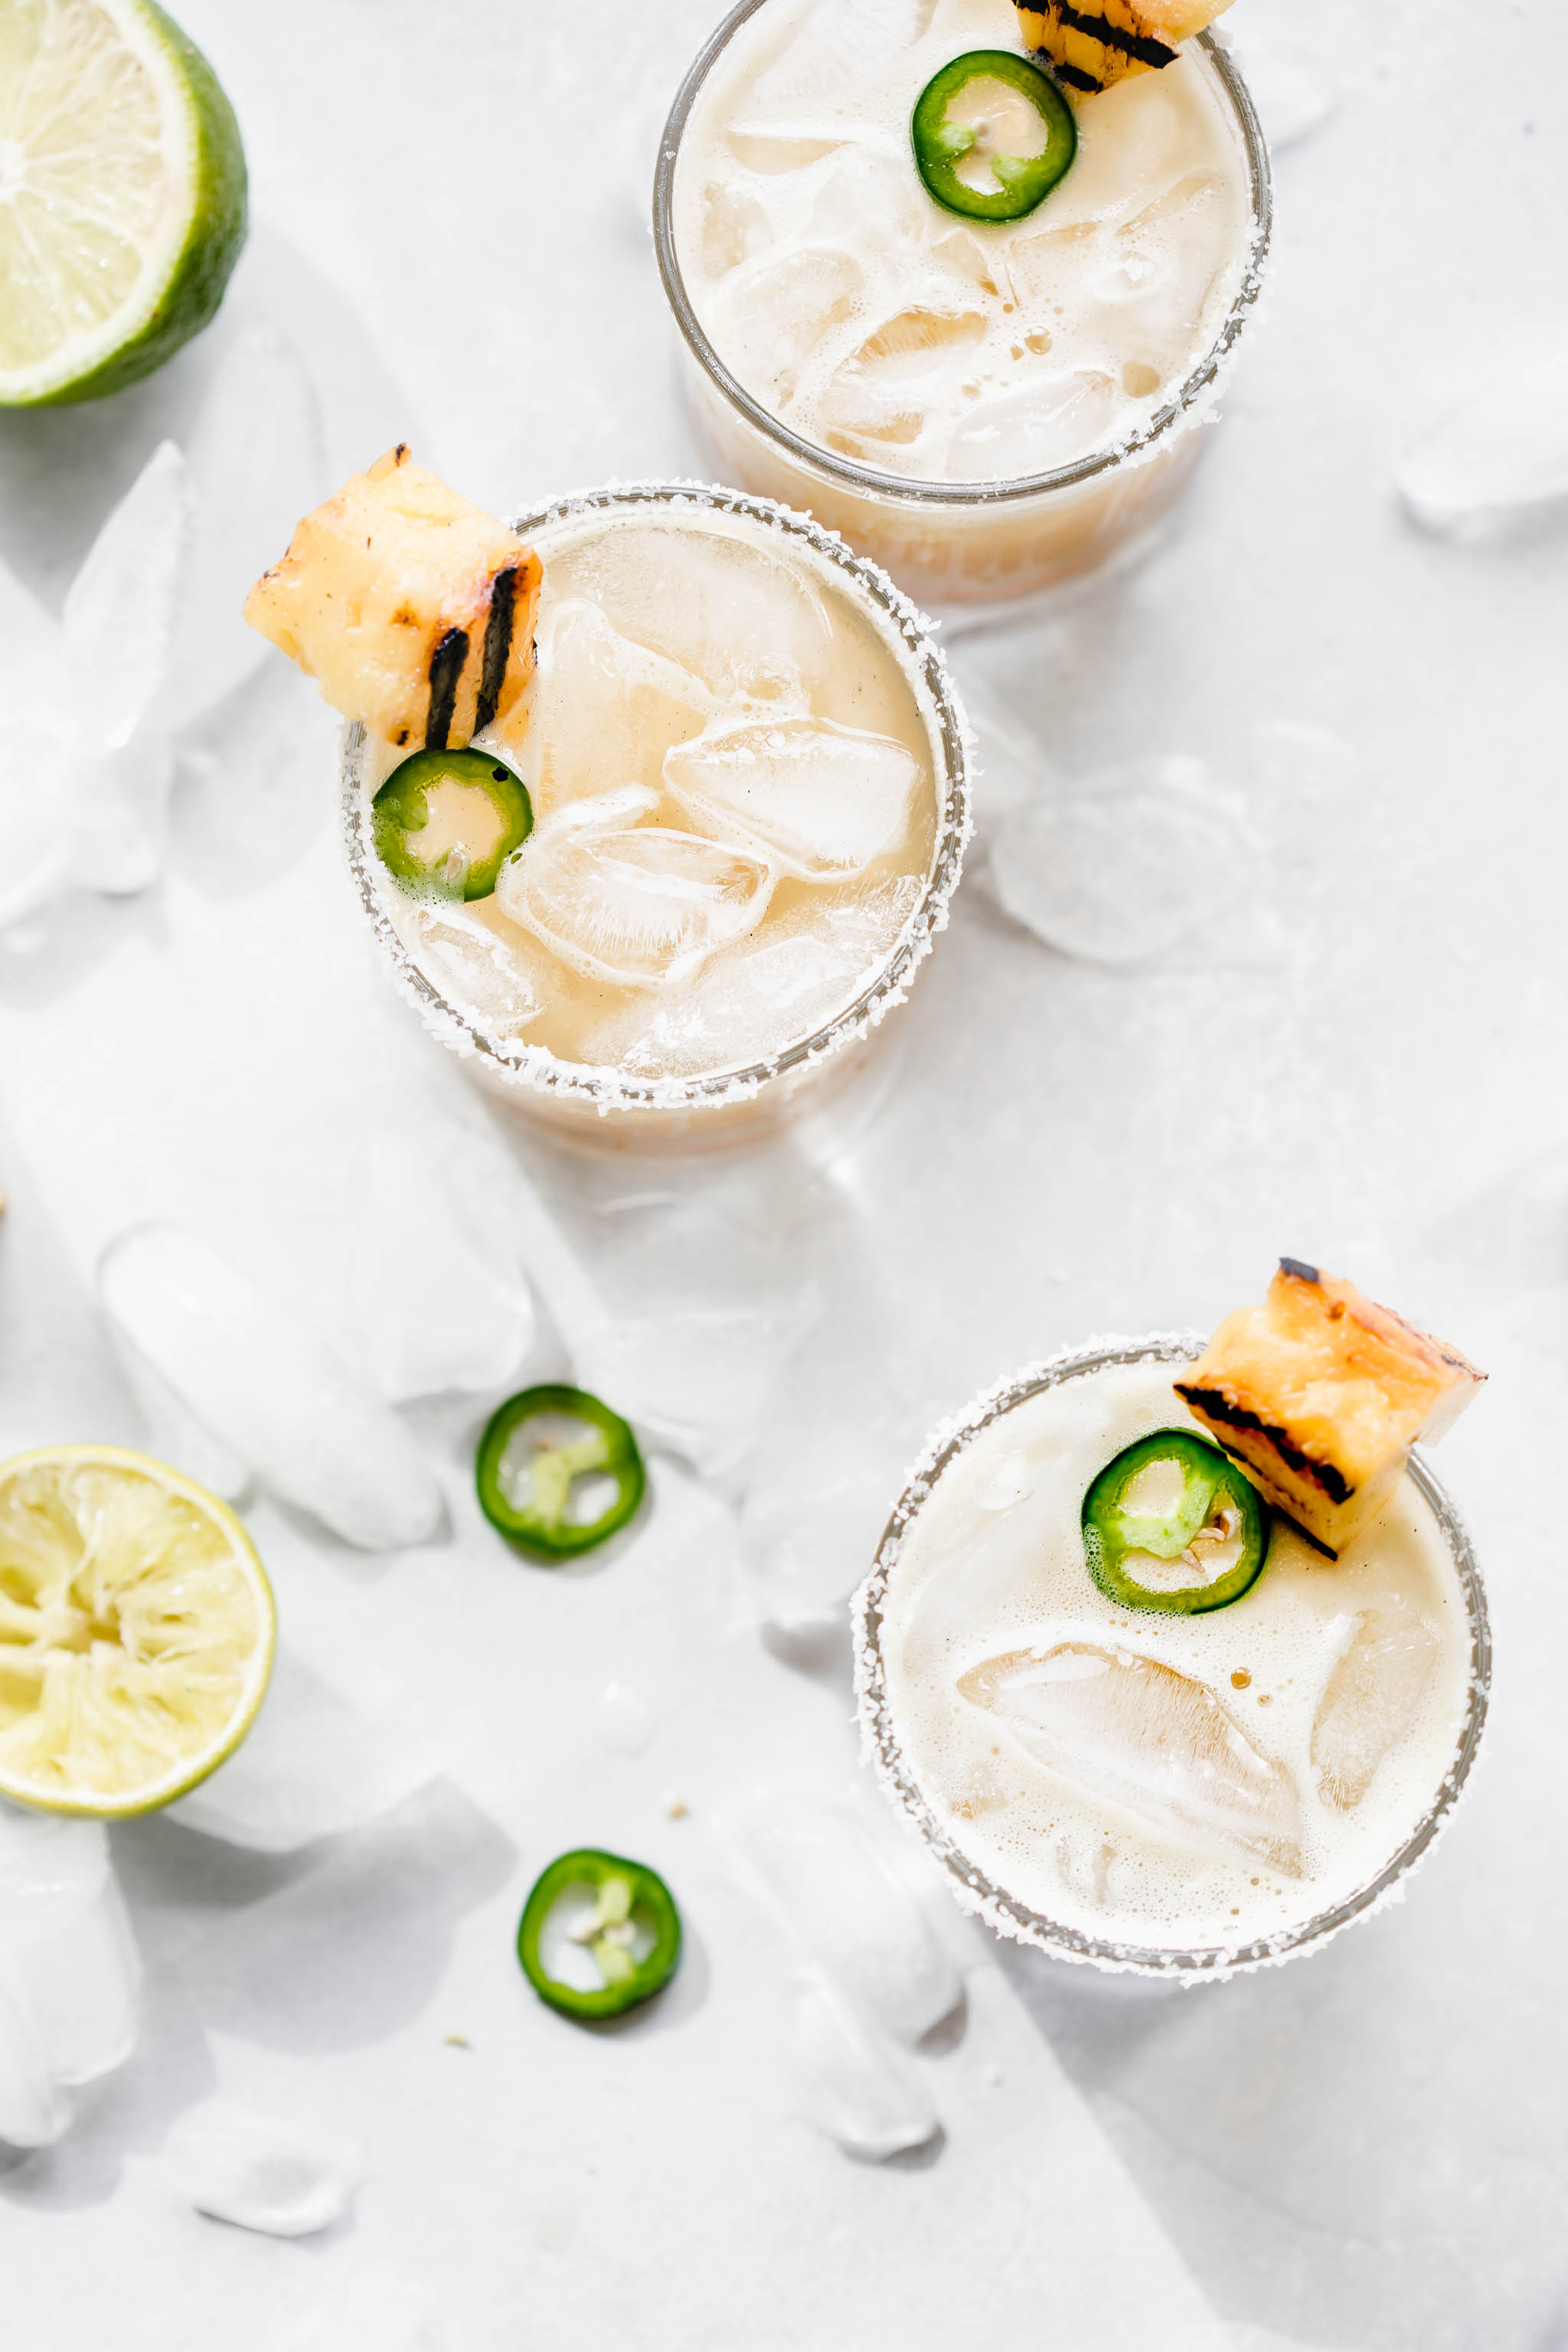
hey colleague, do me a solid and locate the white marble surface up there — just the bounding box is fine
[2,2,1566,2347]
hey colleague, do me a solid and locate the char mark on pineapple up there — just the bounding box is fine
[1051,57,1104,90]
[1279,1256,1321,1285]
[1049,3,1179,69]
[473,566,521,737]
[425,625,469,752]
[1172,1383,1354,1504]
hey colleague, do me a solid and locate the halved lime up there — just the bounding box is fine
[0,1444,275,1816]
[0,0,247,407]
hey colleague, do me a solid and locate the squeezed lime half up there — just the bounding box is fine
[0,0,247,407]
[0,1444,275,1816]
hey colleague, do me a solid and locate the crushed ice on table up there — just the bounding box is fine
[989,753,1262,966]
[1396,349,1568,539]
[665,717,922,880]
[345,1112,535,1402]
[496,795,774,991]
[961,1645,1303,1873]
[730,1790,961,2044]
[593,1681,655,1756]
[0,324,327,933]
[1311,1598,1438,1810]
[99,1223,444,1551]
[1232,31,1338,150]
[741,1430,906,1635]
[168,1647,443,1851]
[165,2101,364,2237]
[0,1805,141,2147]
[944,665,1064,828]
[787,1965,939,2161]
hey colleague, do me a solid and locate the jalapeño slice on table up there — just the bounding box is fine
[911,50,1077,224]
[518,1848,682,2020]
[1082,1429,1268,1615]
[475,1384,645,1560]
[371,746,532,902]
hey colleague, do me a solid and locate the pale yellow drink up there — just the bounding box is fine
[345,487,967,1136]
[658,0,1269,604]
[856,1346,1486,1971]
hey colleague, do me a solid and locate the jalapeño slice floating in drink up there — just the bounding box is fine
[1082,1428,1268,1615]
[911,50,1077,224]
[518,1849,682,2020]
[372,746,532,902]
[475,1385,645,1560]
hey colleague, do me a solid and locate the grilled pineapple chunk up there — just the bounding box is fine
[1014,1,1233,97]
[244,446,543,752]
[1174,1260,1485,1558]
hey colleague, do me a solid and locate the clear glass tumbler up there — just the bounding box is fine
[655,9,1272,614]
[853,1336,1491,1981]
[342,481,972,1151]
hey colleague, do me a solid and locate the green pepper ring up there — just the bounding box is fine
[1082,1428,1269,1615]
[371,746,533,903]
[910,49,1078,224]
[475,1383,645,1561]
[518,1848,683,2021]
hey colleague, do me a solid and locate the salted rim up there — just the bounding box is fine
[654,11,1273,507]
[341,479,973,1116]
[851,1333,1492,1982]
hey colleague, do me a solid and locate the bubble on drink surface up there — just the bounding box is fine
[534,597,717,810]
[989,754,1254,965]
[168,1648,443,1852]
[1396,351,1568,539]
[560,518,838,703]
[495,811,774,992]
[165,2101,364,2237]
[786,1965,939,2161]
[665,716,922,881]
[959,1645,1304,1875]
[1311,1599,1439,1811]
[0,1806,140,2143]
[730,1791,961,2045]
[98,1224,445,1553]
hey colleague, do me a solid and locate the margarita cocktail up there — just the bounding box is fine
[657,0,1269,605]
[855,1268,1490,1975]
[247,453,969,1141]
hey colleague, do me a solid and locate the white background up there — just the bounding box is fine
[2,2,1566,2347]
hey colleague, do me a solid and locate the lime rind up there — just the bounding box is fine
[0,1443,275,1817]
[0,0,247,409]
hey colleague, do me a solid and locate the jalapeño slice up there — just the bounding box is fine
[911,50,1077,224]
[1082,1429,1268,1615]
[475,1384,645,1560]
[371,746,532,902]
[518,1848,682,2021]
